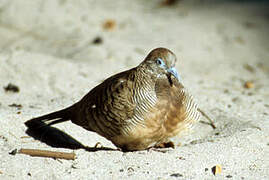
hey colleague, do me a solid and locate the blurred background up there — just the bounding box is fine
[1,0,268,103]
[0,0,268,64]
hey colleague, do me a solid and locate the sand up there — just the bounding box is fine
[0,0,269,179]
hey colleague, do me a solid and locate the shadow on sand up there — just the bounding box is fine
[25,120,117,152]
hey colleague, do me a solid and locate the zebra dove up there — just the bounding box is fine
[25,47,200,151]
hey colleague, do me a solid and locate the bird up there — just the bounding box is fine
[25,47,202,151]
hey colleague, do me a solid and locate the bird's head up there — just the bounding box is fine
[141,47,180,82]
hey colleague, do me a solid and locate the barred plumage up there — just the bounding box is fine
[25,47,201,151]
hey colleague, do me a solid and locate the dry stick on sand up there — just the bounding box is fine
[19,149,76,160]
[198,108,216,129]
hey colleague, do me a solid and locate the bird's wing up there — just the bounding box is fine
[73,69,137,137]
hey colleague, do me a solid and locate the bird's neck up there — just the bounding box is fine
[135,65,158,88]
[131,66,158,122]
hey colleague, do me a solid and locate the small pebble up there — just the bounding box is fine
[226,175,233,178]
[127,167,134,173]
[4,83,20,93]
[0,135,7,142]
[8,104,22,109]
[103,19,116,30]
[212,165,222,175]
[170,173,183,177]
[244,81,254,89]
[92,37,103,44]
[9,149,17,155]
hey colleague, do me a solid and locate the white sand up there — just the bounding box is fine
[0,0,268,179]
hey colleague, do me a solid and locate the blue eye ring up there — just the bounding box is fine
[156,58,164,65]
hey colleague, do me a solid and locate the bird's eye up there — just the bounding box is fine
[156,58,164,66]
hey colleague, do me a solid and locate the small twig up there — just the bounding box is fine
[19,148,76,160]
[20,136,31,139]
[198,108,216,129]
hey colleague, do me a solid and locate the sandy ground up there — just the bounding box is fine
[0,0,269,179]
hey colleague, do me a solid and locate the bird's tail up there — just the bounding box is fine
[25,106,74,129]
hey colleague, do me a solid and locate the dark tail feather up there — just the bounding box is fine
[25,106,73,129]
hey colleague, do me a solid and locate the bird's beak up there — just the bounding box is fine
[167,67,180,81]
